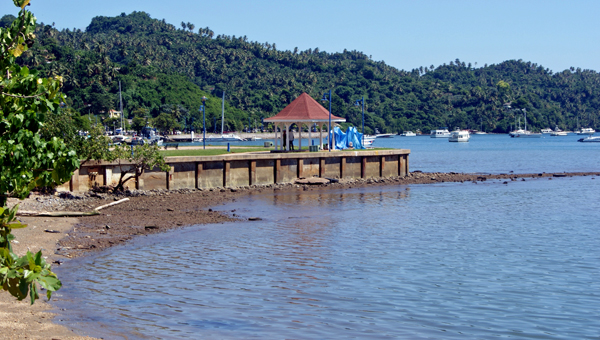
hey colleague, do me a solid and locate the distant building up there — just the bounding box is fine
[108,109,122,119]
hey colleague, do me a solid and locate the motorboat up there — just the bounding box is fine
[575,127,596,135]
[112,134,127,143]
[550,126,568,136]
[130,136,145,145]
[541,128,552,134]
[578,136,600,142]
[430,128,451,138]
[473,131,487,135]
[203,134,244,142]
[363,135,376,147]
[375,133,394,138]
[400,131,416,137]
[449,130,470,142]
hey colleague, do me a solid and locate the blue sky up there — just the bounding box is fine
[2,0,599,73]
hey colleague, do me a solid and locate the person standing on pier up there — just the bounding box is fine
[289,130,295,151]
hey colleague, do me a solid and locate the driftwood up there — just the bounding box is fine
[16,210,100,217]
[94,198,130,211]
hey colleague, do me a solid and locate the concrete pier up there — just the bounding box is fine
[59,149,410,192]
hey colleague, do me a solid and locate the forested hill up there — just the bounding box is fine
[7,11,600,133]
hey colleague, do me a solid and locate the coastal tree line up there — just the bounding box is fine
[3,11,600,134]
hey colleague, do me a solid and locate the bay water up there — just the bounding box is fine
[53,134,600,339]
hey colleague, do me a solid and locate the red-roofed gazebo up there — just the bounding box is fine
[263,93,345,151]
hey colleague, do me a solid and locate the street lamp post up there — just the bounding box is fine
[201,96,207,149]
[354,96,365,148]
[321,89,332,152]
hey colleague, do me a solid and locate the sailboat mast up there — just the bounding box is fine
[221,91,225,135]
[119,81,123,131]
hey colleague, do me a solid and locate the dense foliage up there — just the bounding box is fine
[1,0,77,304]
[5,11,600,133]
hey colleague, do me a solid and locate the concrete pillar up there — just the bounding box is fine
[275,159,281,183]
[361,156,367,178]
[298,158,303,178]
[249,160,256,185]
[340,157,346,178]
[223,161,230,187]
[319,157,325,178]
[196,162,203,188]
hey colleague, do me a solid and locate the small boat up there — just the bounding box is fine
[130,136,145,145]
[449,130,470,142]
[509,111,541,138]
[430,128,451,138]
[375,133,394,138]
[575,127,596,135]
[550,126,568,136]
[578,136,600,142]
[400,131,416,137]
[363,135,376,147]
[203,134,244,142]
[541,128,552,134]
[510,130,542,138]
[112,134,127,143]
[473,131,487,135]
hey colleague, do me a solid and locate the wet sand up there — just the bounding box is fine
[4,170,599,339]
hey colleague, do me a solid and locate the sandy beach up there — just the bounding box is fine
[3,170,599,339]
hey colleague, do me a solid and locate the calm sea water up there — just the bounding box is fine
[53,134,600,339]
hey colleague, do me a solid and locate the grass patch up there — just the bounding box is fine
[161,147,394,157]
[161,147,272,156]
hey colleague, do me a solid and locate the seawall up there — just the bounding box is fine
[58,149,410,192]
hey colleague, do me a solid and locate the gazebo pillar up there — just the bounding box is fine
[285,124,290,151]
[298,122,302,152]
[319,124,323,149]
[274,124,279,150]
[308,122,312,148]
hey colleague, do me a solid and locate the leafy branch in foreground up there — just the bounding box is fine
[1,0,79,303]
[0,205,61,304]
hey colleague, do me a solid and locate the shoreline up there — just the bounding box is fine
[4,170,599,339]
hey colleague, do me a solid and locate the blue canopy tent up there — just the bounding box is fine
[330,126,365,149]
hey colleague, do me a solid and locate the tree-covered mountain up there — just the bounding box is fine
[7,11,600,133]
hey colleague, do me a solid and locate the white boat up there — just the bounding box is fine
[430,128,451,138]
[510,130,542,138]
[575,127,595,135]
[578,136,600,142]
[509,110,542,138]
[473,131,487,135]
[363,135,376,147]
[400,131,416,137]
[541,128,552,134]
[449,130,470,142]
[112,134,127,143]
[203,134,244,142]
[375,133,394,138]
[550,126,568,136]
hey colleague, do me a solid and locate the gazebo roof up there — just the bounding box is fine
[263,92,346,123]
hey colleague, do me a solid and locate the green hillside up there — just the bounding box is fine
[7,11,600,133]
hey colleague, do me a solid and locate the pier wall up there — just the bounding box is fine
[59,150,410,192]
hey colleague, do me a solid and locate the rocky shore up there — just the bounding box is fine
[3,170,599,339]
